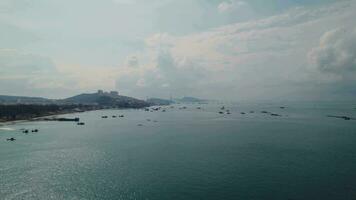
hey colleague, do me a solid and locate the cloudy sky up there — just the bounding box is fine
[1,0,356,101]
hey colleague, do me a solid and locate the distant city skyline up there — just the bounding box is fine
[1,0,356,101]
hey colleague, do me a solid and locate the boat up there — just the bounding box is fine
[77,122,85,125]
[56,117,80,122]
[6,137,16,141]
[102,116,108,119]
[327,115,353,120]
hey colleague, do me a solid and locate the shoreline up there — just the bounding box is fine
[0,106,148,126]
[0,110,88,126]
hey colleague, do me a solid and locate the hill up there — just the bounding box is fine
[0,91,149,108]
[0,95,54,104]
[146,98,173,106]
[63,92,149,108]
[174,96,207,103]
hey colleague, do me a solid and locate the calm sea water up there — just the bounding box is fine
[1,102,356,200]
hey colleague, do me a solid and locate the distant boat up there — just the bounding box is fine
[6,137,16,141]
[77,122,85,125]
[31,129,39,132]
[240,112,246,115]
[102,116,108,119]
[327,115,354,120]
[219,111,224,114]
[54,117,80,122]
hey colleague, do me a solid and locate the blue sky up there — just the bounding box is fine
[0,0,355,100]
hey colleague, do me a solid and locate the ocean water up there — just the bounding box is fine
[1,102,356,200]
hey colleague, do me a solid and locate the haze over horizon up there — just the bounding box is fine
[1,0,356,101]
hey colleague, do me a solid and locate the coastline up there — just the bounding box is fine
[0,105,148,126]
[0,110,87,126]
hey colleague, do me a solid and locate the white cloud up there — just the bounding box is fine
[218,0,247,13]
[2,0,356,100]
[0,49,77,97]
[113,0,356,100]
[309,27,356,75]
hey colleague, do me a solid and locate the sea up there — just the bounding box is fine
[1,102,356,200]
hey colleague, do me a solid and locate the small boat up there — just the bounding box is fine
[56,117,80,122]
[327,115,353,121]
[112,115,117,118]
[23,130,29,133]
[240,112,246,115]
[270,113,281,117]
[102,116,108,119]
[31,129,39,133]
[77,122,85,125]
[119,115,124,118]
[219,111,224,114]
[6,138,16,141]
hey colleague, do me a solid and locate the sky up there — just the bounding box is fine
[0,0,356,101]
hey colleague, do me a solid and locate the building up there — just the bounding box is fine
[110,91,119,96]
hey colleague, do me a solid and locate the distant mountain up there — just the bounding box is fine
[0,95,54,104]
[0,91,149,108]
[63,92,149,108]
[174,96,207,103]
[146,98,173,106]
